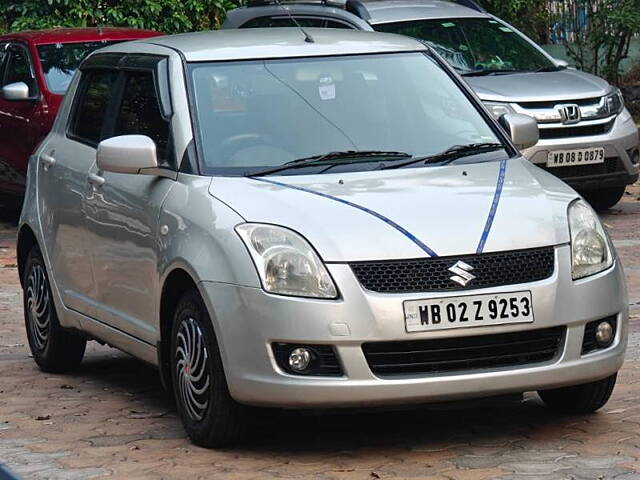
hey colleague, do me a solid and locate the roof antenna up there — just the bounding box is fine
[273,0,315,43]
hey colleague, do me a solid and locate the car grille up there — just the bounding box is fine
[517,97,601,109]
[538,119,615,140]
[362,326,565,377]
[350,247,555,294]
[540,158,625,180]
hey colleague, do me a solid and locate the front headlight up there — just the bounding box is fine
[605,89,624,116]
[483,101,516,120]
[568,199,614,279]
[236,223,338,299]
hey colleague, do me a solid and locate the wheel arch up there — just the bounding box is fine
[158,266,201,391]
[17,224,38,287]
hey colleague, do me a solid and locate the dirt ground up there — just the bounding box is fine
[0,184,639,480]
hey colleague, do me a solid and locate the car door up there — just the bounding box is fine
[37,68,120,316]
[84,60,175,345]
[0,43,41,196]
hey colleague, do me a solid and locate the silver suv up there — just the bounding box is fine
[19,29,627,447]
[224,0,640,210]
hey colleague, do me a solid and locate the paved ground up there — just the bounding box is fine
[0,184,639,480]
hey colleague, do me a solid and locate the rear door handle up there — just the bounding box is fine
[88,173,105,187]
[40,154,56,170]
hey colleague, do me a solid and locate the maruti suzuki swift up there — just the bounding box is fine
[18,28,628,447]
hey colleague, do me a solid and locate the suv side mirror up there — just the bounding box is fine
[97,135,159,174]
[498,113,539,150]
[2,82,32,101]
[554,58,569,69]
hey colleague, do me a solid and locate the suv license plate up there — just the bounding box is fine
[404,291,534,333]
[546,147,605,167]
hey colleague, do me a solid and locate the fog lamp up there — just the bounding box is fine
[288,347,311,371]
[595,321,614,347]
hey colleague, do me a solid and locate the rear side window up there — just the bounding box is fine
[70,70,118,145]
[113,72,171,165]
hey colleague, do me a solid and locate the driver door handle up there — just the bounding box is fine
[40,153,56,170]
[88,173,105,187]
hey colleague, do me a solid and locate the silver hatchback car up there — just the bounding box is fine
[18,29,628,447]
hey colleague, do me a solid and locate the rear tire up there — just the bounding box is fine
[583,186,626,211]
[170,289,245,447]
[23,246,86,373]
[538,373,617,413]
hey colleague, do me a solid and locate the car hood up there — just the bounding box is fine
[466,69,612,103]
[209,157,578,262]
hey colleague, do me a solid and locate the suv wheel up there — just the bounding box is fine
[538,374,617,413]
[170,289,245,447]
[23,246,86,372]
[583,186,626,211]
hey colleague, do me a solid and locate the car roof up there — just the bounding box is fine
[361,0,488,23]
[0,27,161,46]
[131,28,427,61]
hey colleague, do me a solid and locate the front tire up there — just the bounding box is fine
[23,246,86,373]
[583,186,626,211]
[170,289,245,447]
[538,374,617,413]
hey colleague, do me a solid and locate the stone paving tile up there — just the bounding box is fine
[0,184,639,479]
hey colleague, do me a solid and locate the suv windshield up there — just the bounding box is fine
[375,18,556,75]
[189,52,506,176]
[37,41,114,93]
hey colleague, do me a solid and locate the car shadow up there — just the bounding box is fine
[70,348,578,452]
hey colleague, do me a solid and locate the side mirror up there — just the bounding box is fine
[554,58,569,69]
[2,82,31,101]
[97,135,158,174]
[498,113,539,150]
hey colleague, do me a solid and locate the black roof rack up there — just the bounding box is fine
[245,0,484,15]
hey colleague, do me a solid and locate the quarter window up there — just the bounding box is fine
[3,46,37,96]
[70,70,118,145]
[113,72,170,165]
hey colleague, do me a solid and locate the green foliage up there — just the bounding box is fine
[0,0,243,34]
[563,0,640,85]
[478,0,550,43]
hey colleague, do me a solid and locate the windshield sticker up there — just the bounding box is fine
[499,27,513,33]
[318,75,336,101]
[441,22,456,28]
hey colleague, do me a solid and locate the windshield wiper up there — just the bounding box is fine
[462,69,522,77]
[248,150,411,177]
[381,143,505,170]
[534,65,564,72]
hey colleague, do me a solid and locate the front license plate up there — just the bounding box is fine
[404,291,534,333]
[546,147,605,167]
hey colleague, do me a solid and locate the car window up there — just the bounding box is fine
[190,53,503,175]
[3,46,37,96]
[113,72,170,165]
[70,70,119,145]
[37,41,115,94]
[0,44,7,79]
[375,18,555,74]
[241,16,351,29]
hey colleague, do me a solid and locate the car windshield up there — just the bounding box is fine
[374,18,556,75]
[37,41,115,94]
[189,52,506,176]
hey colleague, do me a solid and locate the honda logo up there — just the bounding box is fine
[558,104,581,125]
[448,261,476,287]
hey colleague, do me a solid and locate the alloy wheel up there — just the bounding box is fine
[26,264,51,352]
[175,317,211,421]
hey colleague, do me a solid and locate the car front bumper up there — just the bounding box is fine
[201,244,628,408]
[522,109,640,191]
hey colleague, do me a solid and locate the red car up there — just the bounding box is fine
[0,27,161,202]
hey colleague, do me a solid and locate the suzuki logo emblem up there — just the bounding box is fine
[448,261,476,287]
[558,104,581,125]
